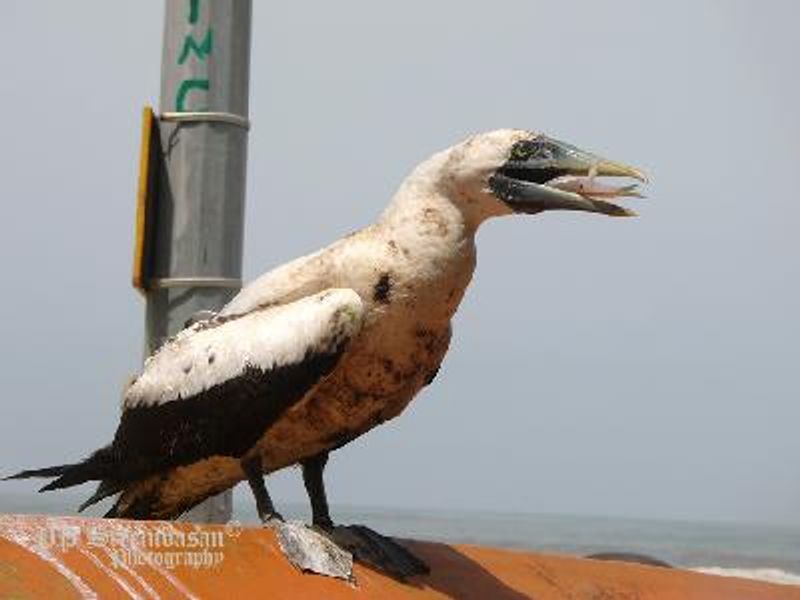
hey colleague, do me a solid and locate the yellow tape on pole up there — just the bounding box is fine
[132,106,156,293]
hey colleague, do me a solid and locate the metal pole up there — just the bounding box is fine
[146,0,253,523]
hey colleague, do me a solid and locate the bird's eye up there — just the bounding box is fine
[510,138,553,161]
[510,141,535,161]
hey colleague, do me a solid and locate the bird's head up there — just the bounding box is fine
[434,129,647,225]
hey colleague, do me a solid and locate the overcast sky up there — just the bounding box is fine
[0,1,797,525]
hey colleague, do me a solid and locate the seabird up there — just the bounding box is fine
[6,129,646,577]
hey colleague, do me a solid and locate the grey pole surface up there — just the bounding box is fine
[146,0,253,523]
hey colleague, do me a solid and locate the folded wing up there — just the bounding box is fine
[6,289,364,513]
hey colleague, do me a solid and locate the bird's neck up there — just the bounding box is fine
[376,160,479,321]
[380,149,484,238]
[379,173,477,263]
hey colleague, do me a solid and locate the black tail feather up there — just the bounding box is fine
[105,494,159,520]
[78,479,122,512]
[103,500,120,519]
[39,468,98,492]
[3,465,74,481]
[4,446,115,494]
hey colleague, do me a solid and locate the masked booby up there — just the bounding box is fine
[6,129,646,577]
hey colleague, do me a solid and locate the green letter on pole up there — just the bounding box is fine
[176,79,210,112]
[188,0,201,24]
[178,30,213,65]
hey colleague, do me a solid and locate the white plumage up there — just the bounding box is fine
[126,289,364,408]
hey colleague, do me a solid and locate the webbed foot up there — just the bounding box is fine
[320,523,429,580]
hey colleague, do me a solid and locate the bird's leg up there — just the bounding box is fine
[301,451,430,580]
[301,452,334,530]
[243,453,353,580]
[241,455,283,523]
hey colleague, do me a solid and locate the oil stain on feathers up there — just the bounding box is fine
[373,273,392,304]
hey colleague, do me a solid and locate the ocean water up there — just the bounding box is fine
[2,491,798,587]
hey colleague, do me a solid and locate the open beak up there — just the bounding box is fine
[489,136,648,217]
